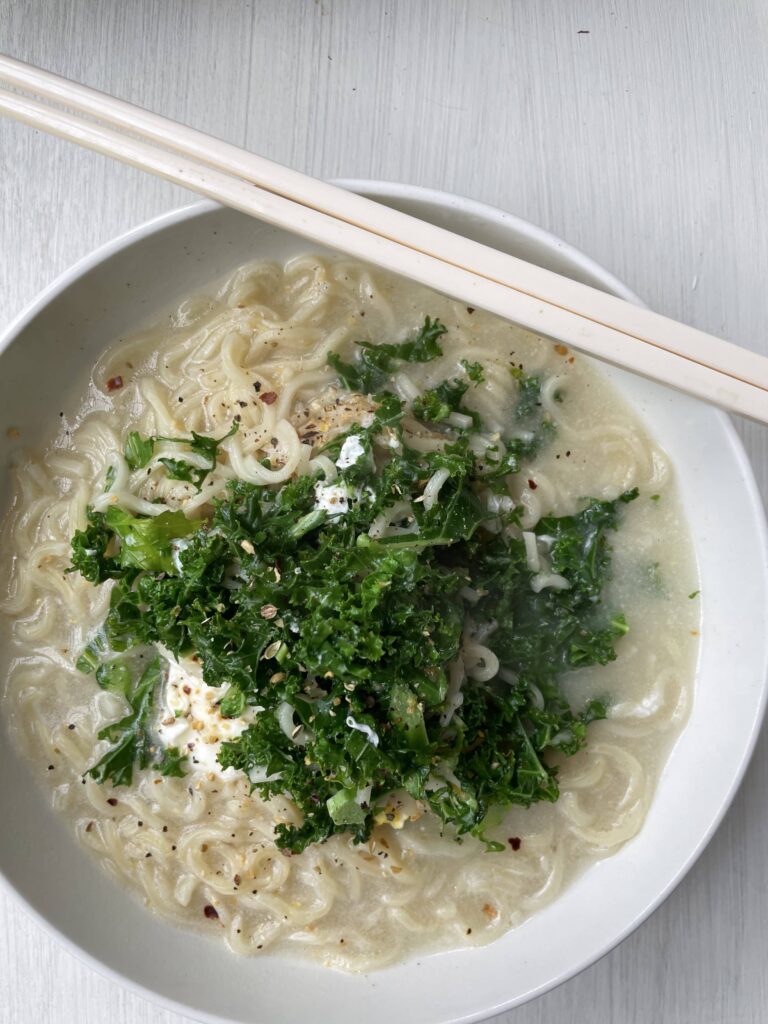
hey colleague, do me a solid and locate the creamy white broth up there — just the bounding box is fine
[0,255,698,970]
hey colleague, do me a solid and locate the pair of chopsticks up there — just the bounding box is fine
[1,54,767,424]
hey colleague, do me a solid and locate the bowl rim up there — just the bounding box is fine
[0,183,766,1024]
[336,178,644,307]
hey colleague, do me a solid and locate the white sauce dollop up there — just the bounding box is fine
[313,481,352,517]
[335,434,366,469]
[313,480,374,518]
[156,656,255,776]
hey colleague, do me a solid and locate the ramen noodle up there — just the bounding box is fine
[0,256,698,970]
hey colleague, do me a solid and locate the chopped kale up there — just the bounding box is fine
[157,746,188,778]
[75,632,106,674]
[124,422,238,490]
[87,657,190,784]
[69,509,121,584]
[481,374,556,487]
[71,319,637,854]
[104,506,200,573]
[124,431,155,471]
[95,657,132,697]
[358,315,446,364]
[537,489,638,598]
[328,316,447,393]
[88,655,165,787]
[515,373,547,422]
[460,359,485,383]
[412,378,479,427]
[157,457,199,485]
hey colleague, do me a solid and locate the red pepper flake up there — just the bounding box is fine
[106,376,124,392]
[183,685,192,695]
[527,479,538,490]
[203,904,219,920]
[259,391,277,405]
[508,836,522,851]
[107,797,118,806]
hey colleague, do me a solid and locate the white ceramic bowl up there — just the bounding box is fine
[1,184,766,1024]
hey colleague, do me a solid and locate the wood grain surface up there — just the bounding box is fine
[1,2,767,1022]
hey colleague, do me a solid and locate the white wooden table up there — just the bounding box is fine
[1,2,766,1022]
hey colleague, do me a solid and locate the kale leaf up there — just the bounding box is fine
[104,507,200,573]
[412,378,479,427]
[88,655,165,787]
[157,746,188,778]
[72,320,637,854]
[328,316,447,393]
[124,422,238,490]
[70,509,121,584]
[460,359,485,383]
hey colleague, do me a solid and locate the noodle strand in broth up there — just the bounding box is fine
[0,256,698,971]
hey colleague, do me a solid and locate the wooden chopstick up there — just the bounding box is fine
[1,55,767,424]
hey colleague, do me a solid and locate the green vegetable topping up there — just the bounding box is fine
[88,655,166,787]
[71,319,637,854]
[412,378,479,427]
[327,316,447,393]
[157,746,188,778]
[124,422,238,490]
[460,359,485,383]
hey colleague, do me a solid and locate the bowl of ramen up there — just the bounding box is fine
[0,183,766,1024]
